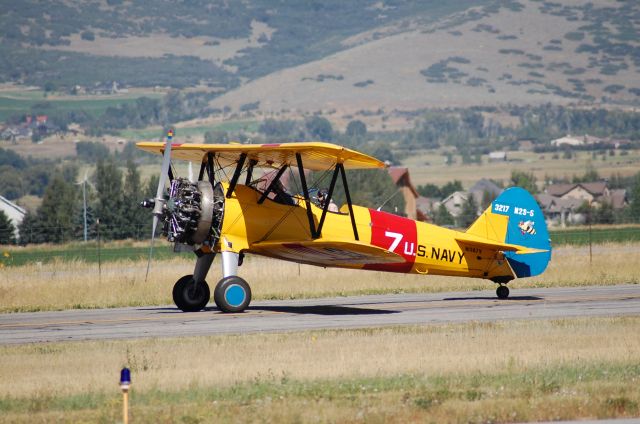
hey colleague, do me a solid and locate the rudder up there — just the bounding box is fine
[468,187,551,278]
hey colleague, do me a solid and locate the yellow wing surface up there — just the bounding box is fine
[249,240,405,268]
[136,141,385,171]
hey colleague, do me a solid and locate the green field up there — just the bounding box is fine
[549,226,640,245]
[0,90,163,122]
[0,243,189,267]
[120,120,260,141]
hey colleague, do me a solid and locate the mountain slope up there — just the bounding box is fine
[210,0,640,115]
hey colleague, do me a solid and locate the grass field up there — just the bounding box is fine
[0,90,163,122]
[550,225,640,245]
[1,317,638,422]
[2,225,639,268]
[401,149,640,187]
[120,119,260,141]
[0,242,638,313]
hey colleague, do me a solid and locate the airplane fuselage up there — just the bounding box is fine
[219,183,512,281]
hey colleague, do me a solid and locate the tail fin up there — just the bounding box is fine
[467,187,551,278]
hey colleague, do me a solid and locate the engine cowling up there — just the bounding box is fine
[160,178,224,246]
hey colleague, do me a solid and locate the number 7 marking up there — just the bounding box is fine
[385,231,403,252]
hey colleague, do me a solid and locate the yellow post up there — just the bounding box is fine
[122,388,129,424]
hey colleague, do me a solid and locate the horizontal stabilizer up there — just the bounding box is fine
[455,236,549,255]
[250,240,405,267]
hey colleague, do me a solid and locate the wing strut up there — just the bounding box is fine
[226,153,247,198]
[245,159,258,185]
[339,163,359,241]
[295,153,318,239]
[257,164,289,204]
[198,161,206,181]
[206,152,215,185]
[315,165,340,238]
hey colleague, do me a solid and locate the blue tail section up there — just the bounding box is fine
[490,187,552,278]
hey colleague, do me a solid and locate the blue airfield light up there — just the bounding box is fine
[120,367,131,390]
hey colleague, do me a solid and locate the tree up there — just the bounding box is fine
[417,183,441,198]
[441,180,463,198]
[0,211,16,244]
[331,169,404,215]
[95,158,125,239]
[433,204,454,226]
[594,201,615,224]
[629,172,640,223]
[345,120,367,138]
[510,171,538,194]
[258,119,296,140]
[458,194,479,228]
[305,116,333,141]
[481,190,496,210]
[122,160,148,239]
[23,174,80,243]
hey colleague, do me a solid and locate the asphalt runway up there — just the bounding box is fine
[1,284,639,345]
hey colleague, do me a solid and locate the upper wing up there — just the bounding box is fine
[136,141,385,171]
[249,239,405,267]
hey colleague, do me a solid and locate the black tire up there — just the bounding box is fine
[213,276,252,313]
[172,275,210,312]
[496,285,510,299]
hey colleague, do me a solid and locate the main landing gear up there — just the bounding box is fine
[172,250,252,313]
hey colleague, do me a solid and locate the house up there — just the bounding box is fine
[551,134,603,147]
[488,151,507,162]
[536,193,586,226]
[468,178,503,209]
[545,181,609,204]
[551,135,584,147]
[416,196,437,222]
[1,126,32,141]
[387,167,426,221]
[440,191,469,219]
[0,195,26,241]
[539,181,627,227]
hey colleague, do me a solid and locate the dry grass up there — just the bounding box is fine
[0,242,638,313]
[403,149,640,187]
[1,317,639,422]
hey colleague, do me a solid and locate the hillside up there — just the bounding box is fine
[0,0,481,90]
[2,0,637,118]
[209,0,640,124]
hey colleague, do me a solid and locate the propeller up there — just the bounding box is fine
[145,129,174,281]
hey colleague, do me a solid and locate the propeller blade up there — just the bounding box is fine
[144,215,159,282]
[156,140,173,199]
[146,131,174,282]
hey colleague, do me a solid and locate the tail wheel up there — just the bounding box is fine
[214,276,252,313]
[172,275,210,312]
[496,285,510,299]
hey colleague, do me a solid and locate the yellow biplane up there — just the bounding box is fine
[138,136,551,313]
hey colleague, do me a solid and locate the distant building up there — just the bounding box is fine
[440,191,469,219]
[388,167,426,220]
[551,134,604,147]
[488,151,507,162]
[0,196,26,241]
[468,178,503,209]
[416,196,437,223]
[539,181,627,227]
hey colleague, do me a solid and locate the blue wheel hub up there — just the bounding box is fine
[224,284,246,307]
